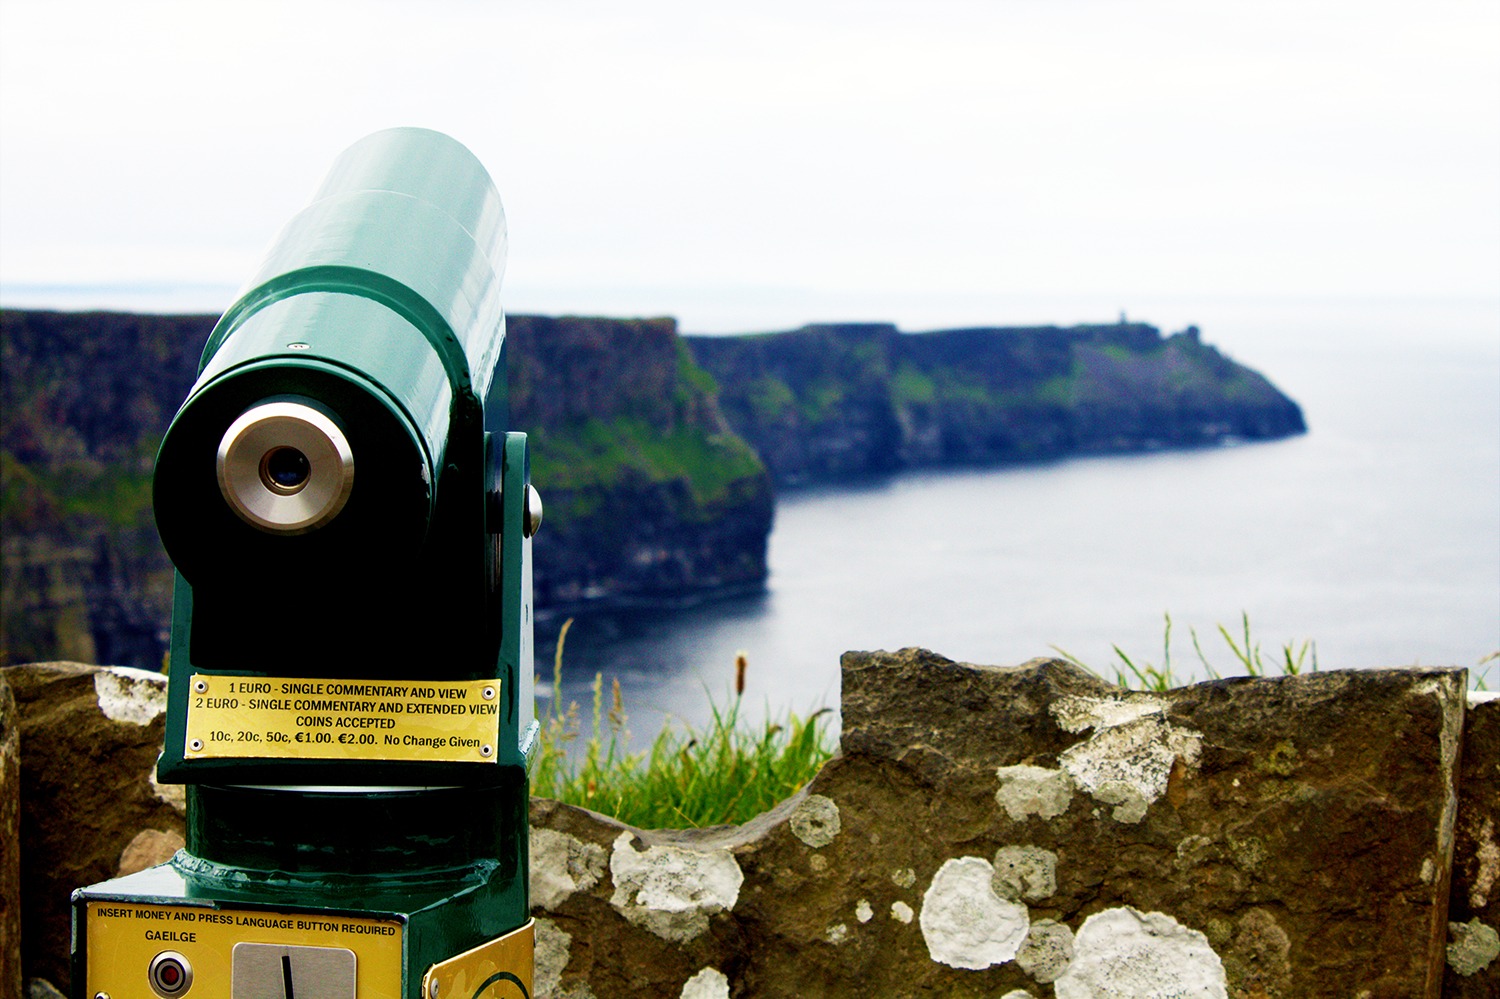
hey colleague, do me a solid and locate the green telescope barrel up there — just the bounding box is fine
[156,127,503,582]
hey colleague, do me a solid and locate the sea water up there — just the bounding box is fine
[544,297,1500,748]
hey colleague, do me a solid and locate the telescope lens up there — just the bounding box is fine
[217,400,354,533]
[261,446,311,493]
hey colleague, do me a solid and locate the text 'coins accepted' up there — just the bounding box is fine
[183,675,502,763]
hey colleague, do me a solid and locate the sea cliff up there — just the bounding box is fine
[1,310,1303,669]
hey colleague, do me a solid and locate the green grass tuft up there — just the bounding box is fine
[1056,612,1492,693]
[1053,612,1322,692]
[530,621,836,829]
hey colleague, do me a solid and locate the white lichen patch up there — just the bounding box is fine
[1471,817,1499,910]
[891,901,914,924]
[856,899,873,923]
[608,833,744,942]
[1447,918,1500,977]
[826,923,849,944]
[1058,716,1202,824]
[808,854,829,873]
[533,917,572,998]
[1228,835,1267,873]
[1016,918,1074,983]
[919,856,1030,970]
[94,667,166,725]
[992,845,1058,902]
[531,828,607,910]
[1051,694,1169,734]
[1174,835,1217,870]
[150,760,186,814]
[789,793,841,847]
[1417,677,1465,872]
[1053,907,1227,999]
[891,867,917,888]
[1001,992,1037,999]
[995,764,1075,822]
[680,967,730,999]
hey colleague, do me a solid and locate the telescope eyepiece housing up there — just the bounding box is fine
[216,400,354,534]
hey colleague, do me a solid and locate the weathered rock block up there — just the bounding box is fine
[4,663,185,989]
[529,650,1467,998]
[1445,693,1500,994]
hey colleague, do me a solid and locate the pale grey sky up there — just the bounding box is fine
[2,0,1497,331]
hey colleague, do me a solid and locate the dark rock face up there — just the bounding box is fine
[832,651,1465,996]
[3,663,185,990]
[688,322,1307,486]
[1446,695,1500,994]
[2,674,20,998]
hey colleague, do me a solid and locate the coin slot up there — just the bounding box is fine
[232,942,356,999]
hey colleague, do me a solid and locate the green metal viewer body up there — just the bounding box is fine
[72,128,536,999]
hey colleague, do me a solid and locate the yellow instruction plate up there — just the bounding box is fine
[184,674,501,763]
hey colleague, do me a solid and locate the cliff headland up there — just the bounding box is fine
[0,309,1303,668]
[688,321,1305,486]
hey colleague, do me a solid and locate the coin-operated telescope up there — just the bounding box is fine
[72,128,540,999]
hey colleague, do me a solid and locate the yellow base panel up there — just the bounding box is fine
[85,901,404,999]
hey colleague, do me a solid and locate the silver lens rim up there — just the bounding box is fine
[216,400,354,534]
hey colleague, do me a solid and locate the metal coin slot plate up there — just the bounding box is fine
[84,901,401,999]
[422,920,533,999]
[184,674,502,763]
[232,943,355,999]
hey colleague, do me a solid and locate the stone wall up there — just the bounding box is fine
[4,653,1495,997]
